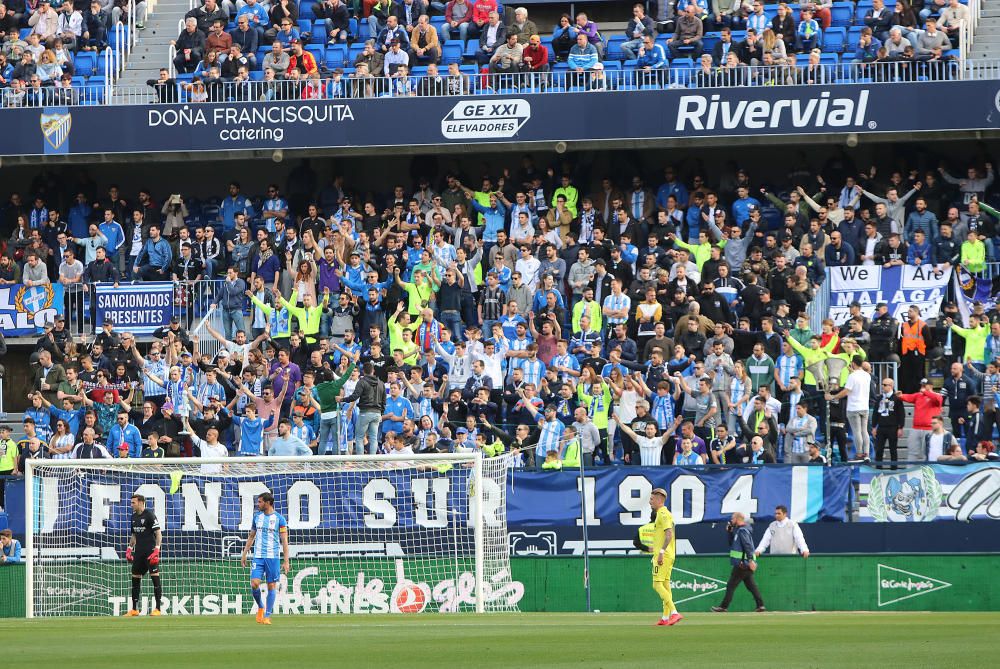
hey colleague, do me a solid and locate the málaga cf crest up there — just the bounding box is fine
[40,111,72,150]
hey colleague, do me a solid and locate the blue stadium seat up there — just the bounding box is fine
[605,36,627,61]
[305,44,325,63]
[411,65,428,76]
[312,20,328,43]
[325,44,347,68]
[830,2,854,27]
[19,28,31,40]
[822,27,846,53]
[430,17,448,42]
[463,40,479,59]
[249,70,265,81]
[702,31,721,56]
[855,1,874,24]
[299,0,316,20]
[442,43,463,64]
[819,52,839,67]
[671,57,695,69]
[348,43,365,63]
[74,52,97,77]
[348,18,359,41]
[110,25,129,50]
[87,77,106,102]
[847,26,864,50]
[298,20,311,35]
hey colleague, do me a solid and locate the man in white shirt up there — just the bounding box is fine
[827,356,871,461]
[925,416,958,462]
[514,245,541,292]
[755,505,810,557]
[183,417,229,473]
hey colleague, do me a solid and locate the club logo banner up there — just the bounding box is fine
[859,463,1000,522]
[828,265,952,325]
[0,283,64,335]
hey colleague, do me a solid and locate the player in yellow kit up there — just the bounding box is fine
[649,487,682,626]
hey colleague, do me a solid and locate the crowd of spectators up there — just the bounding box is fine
[138,0,967,102]
[0,0,147,105]
[1,152,999,477]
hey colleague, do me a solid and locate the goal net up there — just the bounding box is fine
[25,454,520,617]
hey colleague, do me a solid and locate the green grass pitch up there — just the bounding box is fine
[1,612,997,668]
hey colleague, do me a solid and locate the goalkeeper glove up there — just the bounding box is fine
[125,547,134,563]
[149,547,161,565]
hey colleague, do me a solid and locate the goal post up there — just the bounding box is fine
[24,454,519,618]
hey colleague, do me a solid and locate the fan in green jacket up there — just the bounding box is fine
[831,337,867,385]
[949,313,989,365]
[960,232,987,274]
[313,358,357,456]
[787,333,839,387]
[249,289,292,342]
[670,230,723,272]
[279,288,330,344]
[578,379,612,431]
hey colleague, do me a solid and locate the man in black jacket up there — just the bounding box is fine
[712,512,765,612]
[340,363,386,454]
[872,377,905,465]
[172,17,206,74]
[315,0,350,44]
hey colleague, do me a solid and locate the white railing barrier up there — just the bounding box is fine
[103,47,112,104]
[168,43,177,78]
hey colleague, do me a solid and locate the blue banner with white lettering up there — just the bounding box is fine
[94,282,173,334]
[510,465,851,526]
[0,283,64,336]
[859,463,1000,522]
[827,265,952,326]
[3,81,1000,158]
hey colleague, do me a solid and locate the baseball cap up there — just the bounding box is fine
[456,427,468,434]
[747,204,759,212]
[55,314,65,322]
[773,299,788,306]
[920,377,931,386]
[170,316,180,324]
[290,37,301,44]
[544,403,558,412]
[651,488,667,498]
[180,350,192,358]
[216,350,230,358]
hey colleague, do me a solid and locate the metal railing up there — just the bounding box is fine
[62,279,226,341]
[100,57,987,107]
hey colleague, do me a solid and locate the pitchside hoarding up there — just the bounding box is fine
[11,81,1000,157]
[3,556,998,617]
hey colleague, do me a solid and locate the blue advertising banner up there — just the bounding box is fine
[94,282,173,334]
[1,81,999,157]
[827,265,952,326]
[0,283,64,335]
[510,465,851,527]
[859,463,1000,522]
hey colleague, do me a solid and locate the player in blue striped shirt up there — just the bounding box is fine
[240,493,289,625]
